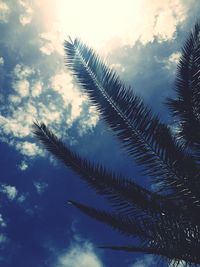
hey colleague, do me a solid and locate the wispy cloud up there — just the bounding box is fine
[0,57,4,66]
[0,0,197,164]
[34,181,48,195]
[18,160,28,171]
[18,0,34,25]
[0,1,10,23]
[0,214,6,228]
[38,0,187,52]
[0,184,18,201]
[130,255,156,267]
[56,241,104,267]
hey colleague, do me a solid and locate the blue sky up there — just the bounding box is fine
[0,1,200,266]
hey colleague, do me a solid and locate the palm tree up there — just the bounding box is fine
[33,23,200,266]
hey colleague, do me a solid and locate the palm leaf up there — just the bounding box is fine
[167,22,200,158]
[67,200,151,239]
[64,38,200,207]
[68,200,200,265]
[99,245,200,266]
[33,122,183,219]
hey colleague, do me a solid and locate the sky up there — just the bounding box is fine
[0,0,200,266]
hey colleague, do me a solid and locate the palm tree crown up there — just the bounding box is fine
[33,23,200,266]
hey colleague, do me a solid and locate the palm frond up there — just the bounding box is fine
[33,121,184,219]
[167,22,200,158]
[99,245,200,266]
[68,200,200,266]
[64,38,200,207]
[67,200,151,239]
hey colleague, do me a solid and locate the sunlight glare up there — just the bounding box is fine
[47,0,142,51]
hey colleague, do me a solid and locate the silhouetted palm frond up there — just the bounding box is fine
[167,22,200,159]
[34,23,200,266]
[33,122,181,219]
[64,38,200,207]
[68,200,200,266]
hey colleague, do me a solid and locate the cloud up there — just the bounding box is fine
[0,184,18,201]
[130,255,156,267]
[0,214,6,228]
[0,0,194,163]
[0,57,4,66]
[0,234,7,244]
[56,241,104,267]
[154,51,181,71]
[51,72,87,124]
[0,53,99,158]
[16,141,43,157]
[18,0,34,26]
[34,182,48,195]
[13,64,35,79]
[13,79,30,97]
[17,193,27,203]
[39,29,64,55]
[0,1,10,23]
[168,52,181,64]
[18,160,28,171]
[31,81,42,97]
[38,0,187,53]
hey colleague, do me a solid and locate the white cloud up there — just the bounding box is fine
[8,94,21,104]
[0,214,6,228]
[0,234,7,244]
[39,28,64,55]
[168,52,181,64]
[155,51,181,71]
[136,0,186,45]
[162,52,182,72]
[0,0,189,163]
[34,182,48,195]
[0,184,18,201]
[130,255,156,267]
[37,0,187,53]
[13,64,35,79]
[18,0,33,25]
[51,72,86,123]
[16,141,44,157]
[56,241,104,267]
[17,193,27,203]
[110,63,125,73]
[13,79,30,97]
[36,102,61,124]
[0,64,98,160]
[18,160,28,171]
[19,14,32,25]
[0,1,10,23]
[77,106,99,136]
[0,57,4,66]
[0,102,37,138]
[31,81,42,97]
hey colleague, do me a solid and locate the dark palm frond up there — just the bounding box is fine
[64,38,200,207]
[99,245,200,267]
[167,22,200,158]
[68,200,200,266]
[33,121,184,219]
[67,200,151,239]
